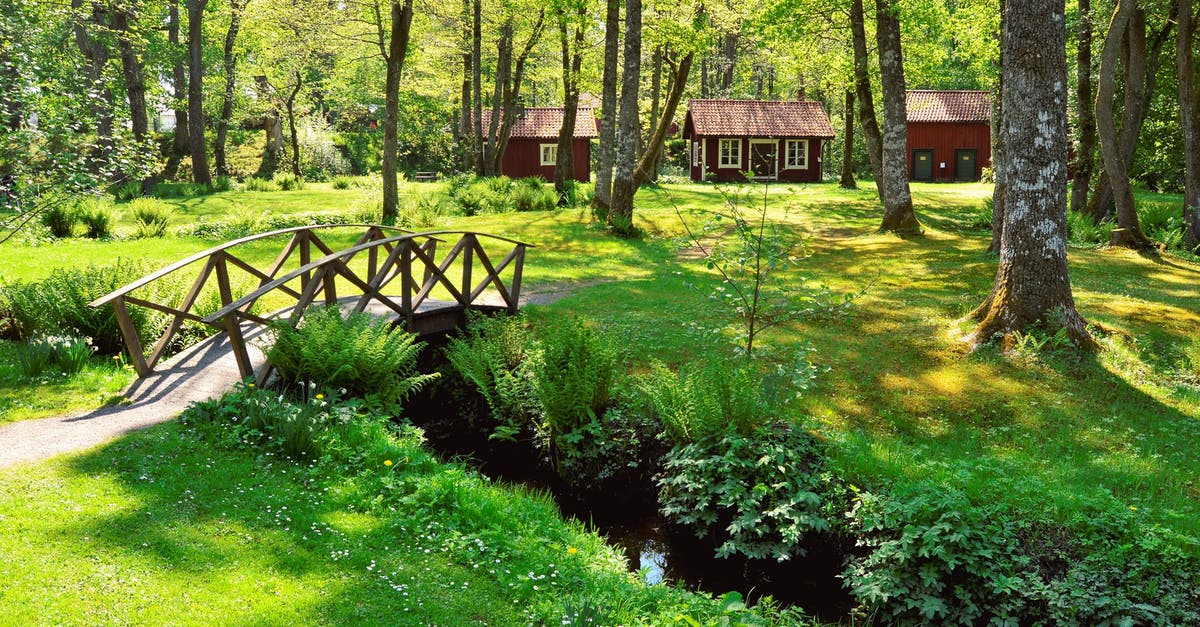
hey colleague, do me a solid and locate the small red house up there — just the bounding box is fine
[682,99,834,183]
[906,90,991,182]
[481,107,597,182]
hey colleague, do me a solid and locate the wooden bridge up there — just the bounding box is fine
[89,224,531,383]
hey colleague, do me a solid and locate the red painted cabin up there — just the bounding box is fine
[682,99,834,183]
[481,107,597,182]
[906,90,991,182]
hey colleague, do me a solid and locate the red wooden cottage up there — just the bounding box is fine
[906,90,991,182]
[682,99,835,183]
[481,107,597,182]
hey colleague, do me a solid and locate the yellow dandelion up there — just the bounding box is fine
[384,459,393,467]
[567,547,578,555]
[315,393,325,400]
[247,383,255,388]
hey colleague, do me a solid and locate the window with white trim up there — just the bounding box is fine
[692,141,701,166]
[718,138,741,168]
[784,139,809,169]
[540,144,558,166]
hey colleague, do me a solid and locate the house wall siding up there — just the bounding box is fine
[499,138,591,182]
[905,122,991,181]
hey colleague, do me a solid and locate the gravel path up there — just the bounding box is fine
[0,285,589,471]
[0,326,268,470]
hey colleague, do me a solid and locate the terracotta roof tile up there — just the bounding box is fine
[906,90,991,123]
[480,107,598,139]
[684,99,835,138]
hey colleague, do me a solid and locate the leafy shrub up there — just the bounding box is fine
[41,203,77,238]
[266,306,438,408]
[243,177,282,192]
[969,197,993,230]
[174,210,360,240]
[556,396,664,496]
[294,116,352,180]
[444,314,541,441]
[1067,210,1113,246]
[639,358,769,443]
[512,178,557,212]
[77,198,116,239]
[844,488,1200,625]
[535,320,617,448]
[445,173,476,197]
[213,175,236,192]
[401,194,446,229]
[111,180,143,202]
[129,198,173,238]
[484,176,512,194]
[332,176,355,190]
[0,260,160,355]
[154,181,211,198]
[181,381,324,460]
[658,422,844,561]
[273,172,303,191]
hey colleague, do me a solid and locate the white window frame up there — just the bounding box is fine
[692,141,701,166]
[718,138,742,169]
[784,139,809,169]
[540,143,558,166]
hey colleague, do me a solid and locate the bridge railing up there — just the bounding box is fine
[89,225,531,381]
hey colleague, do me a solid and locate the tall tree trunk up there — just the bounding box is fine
[1180,0,1200,248]
[111,2,153,193]
[839,89,857,188]
[214,0,245,178]
[1086,7,1172,225]
[186,0,212,185]
[492,11,546,176]
[72,0,115,172]
[875,0,919,234]
[850,0,886,204]
[0,42,20,131]
[989,0,1006,252]
[608,0,641,235]
[164,0,189,180]
[459,0,473,172]
[633,52,693,188]
[285,73,302,178]
[593,0,620,213]
[719,33,737,91]
[381,0,415,224]
[646,46,662,181]
[1070,0,1097,216]
[485,20,512,177]
[968,0,1091,349]
[471,0,483,174]
[1094,1,1150,248]
[554,7,585,204]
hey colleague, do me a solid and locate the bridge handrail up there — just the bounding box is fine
[199,230,533,325]
[88,223,418,308]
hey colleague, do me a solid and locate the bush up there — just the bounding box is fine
[445,173,475,197]
[512,178,557,212]
[844,488,1200,625]
[331,175,355,190]
[400,194,446,230]
[484,176,512,194]
[273,172,303,191]
[243,177,282,192]
[266,306,438,409]
[41,203,77,238]
[154,181,211,198]
[0,260,159,355]
[111,181,143,202]
[129,198,173,238]
[77,198,116,239]
[213,175,236,192]
[555,396,664,496]
[294,116,352,180]
[639,358,769,443]
[181,381,325,460]
[658,422,844,561]
[455,184,488,216]
[535,320,617,449]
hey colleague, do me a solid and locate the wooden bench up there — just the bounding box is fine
[413,172,438,182]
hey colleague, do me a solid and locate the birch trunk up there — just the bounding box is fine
[850,0,886,204]
[1179,0,1200,248]
[875,0,919,234]
[608,0,641,235]
[593,0,620,213]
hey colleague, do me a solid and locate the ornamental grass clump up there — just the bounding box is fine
[266,306,438,409]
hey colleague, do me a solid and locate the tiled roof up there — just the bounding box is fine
[684,99,835,138]
[479,107,598,139]
[906,90,991,123]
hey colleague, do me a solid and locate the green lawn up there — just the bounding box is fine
[1,179,1198,621]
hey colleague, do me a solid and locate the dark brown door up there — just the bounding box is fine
[749,141,777,179]
[912,149,934,181]
[955,149,978,181]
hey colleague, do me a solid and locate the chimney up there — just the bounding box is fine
[796,87,806,101]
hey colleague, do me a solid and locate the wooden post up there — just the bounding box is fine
[113,297,149,376]
[399,240,413,326]
[509,245,526,313]
[461,234,475,307]
[299,230,311,293]
[223,313,254,379]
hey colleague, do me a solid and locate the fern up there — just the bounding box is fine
[443,314,541,438]
[266,306,438,408]
[535,320,617,446]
